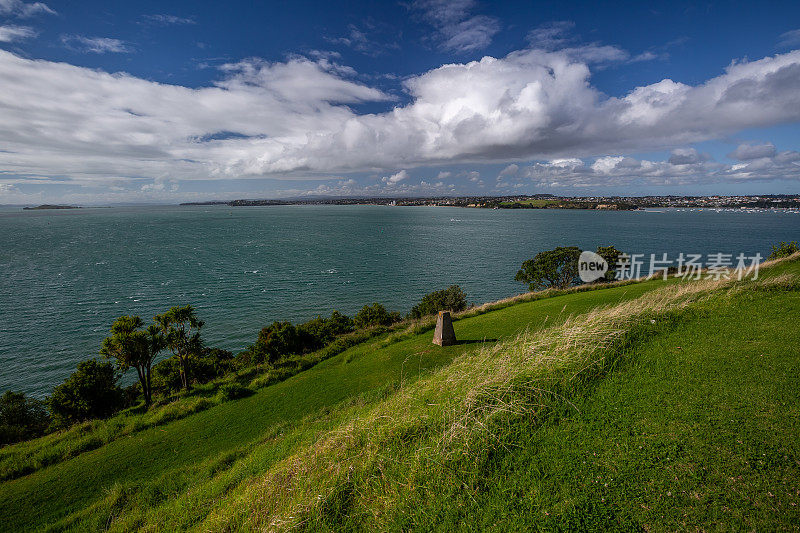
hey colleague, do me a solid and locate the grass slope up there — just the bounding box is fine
[372,280,800,530]
[97,259,797,531]
[0,279,663,531]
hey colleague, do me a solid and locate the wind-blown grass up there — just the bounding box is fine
[60,256,799,531]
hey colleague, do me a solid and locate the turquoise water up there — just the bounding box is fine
[1,204,798,397]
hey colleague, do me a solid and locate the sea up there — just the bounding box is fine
[1,204,798,397]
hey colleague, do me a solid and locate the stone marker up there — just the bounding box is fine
[432,310,456,346]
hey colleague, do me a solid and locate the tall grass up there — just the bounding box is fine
[85,268,796,531]
[0,277,646,483]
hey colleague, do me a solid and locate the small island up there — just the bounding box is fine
[23,204,82,210]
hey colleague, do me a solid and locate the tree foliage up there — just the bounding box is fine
[0,391,50,445]
[595,245,624,282]
[100,316,164,407]
[515,246,582,291]
[154,305,204,390]
[48,360,124,428]
[353,303,401,329]
[409,285,468,319]
[768,241,799,259]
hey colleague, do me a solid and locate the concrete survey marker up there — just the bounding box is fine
[433,310,457,346]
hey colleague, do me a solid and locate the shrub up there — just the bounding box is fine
[768,241,799,259]
[48,360,125,429]
[251,321,308,364]
[0,391,50,445]
[216,384,254,402]
[299,311,355,347]
[152,347,237,394]
[409,285,468,319]
[353,303,401,329]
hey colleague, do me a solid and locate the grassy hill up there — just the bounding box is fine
[2,257,799,530]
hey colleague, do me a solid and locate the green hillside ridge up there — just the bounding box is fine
[2,256,799,530]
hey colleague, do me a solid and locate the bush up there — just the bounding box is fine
[48,360,125,429]
[250,321,309,364]
[216,384,254,402]
[768,241,799,259]
[353,303,401,329]
[299,311,355,347]
[409,285,468,319]
[0,391,50,445]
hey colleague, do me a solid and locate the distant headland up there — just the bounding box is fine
[22,204,82,210]
[182,194,800,211]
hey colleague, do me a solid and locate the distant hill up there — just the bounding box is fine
[22,204,81,210]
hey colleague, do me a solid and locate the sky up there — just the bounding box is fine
[1,0,800,204]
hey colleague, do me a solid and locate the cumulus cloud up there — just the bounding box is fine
[1,46,800,201]
[0,24,35,42]
[512,149,800,189]
[382,169,409,185]
[668,147,709,165]
[61,35,133,54]
[0,0,54,18]
[412,0,500,52]
[499,164,518,176]
[729,142,777,160]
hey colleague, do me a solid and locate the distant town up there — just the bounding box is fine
[182,194,800,210]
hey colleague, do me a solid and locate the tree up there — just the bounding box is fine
[768,241,799,259]
[252,321,305,364]
[409,285,468,319]
[0,391,50,445]
[298,310,355,348]
[48,360,124,428]
[595,245,624,282]
[353,303,401,329]
[100,316,164,408]
[515,246,582,291]
[154,305,204,390]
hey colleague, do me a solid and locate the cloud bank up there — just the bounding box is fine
[0,45,800,201]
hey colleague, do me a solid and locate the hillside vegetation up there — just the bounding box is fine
[1,256,799,530]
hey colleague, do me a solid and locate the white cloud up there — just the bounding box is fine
[142,14,196,26]
[61,35,133,54]
[0,24,35,42]
[513,149,800,189]
[779,29,800,49]
[412,0,500,52]
[381,169,409,185]
[499,164,518,176]
[0,0,54,18]
[1,46,800,202]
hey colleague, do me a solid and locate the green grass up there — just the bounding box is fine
[112,259,797,532]
[367,281,800,530]
[0,278,665,531]
[3,259,798,531]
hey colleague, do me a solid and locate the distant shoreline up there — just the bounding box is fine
[22,204,82,210]
[181,194,800,211]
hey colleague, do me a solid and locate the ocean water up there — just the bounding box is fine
[1,204,798,397]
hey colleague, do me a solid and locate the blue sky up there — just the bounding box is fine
[1,0,799,203]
